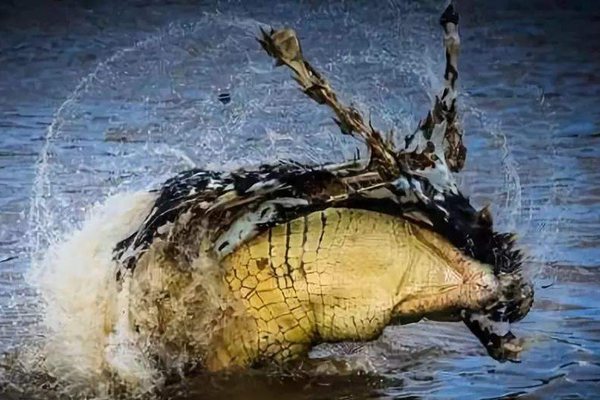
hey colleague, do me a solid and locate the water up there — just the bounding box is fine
[0,0,599,398]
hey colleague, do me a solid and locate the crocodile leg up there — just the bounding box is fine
[258,24,399,179]
[403,3,525,363]
[463,313,523,363]
[402,2,466,174]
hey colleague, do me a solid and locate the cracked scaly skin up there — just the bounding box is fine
[206,208,499,370]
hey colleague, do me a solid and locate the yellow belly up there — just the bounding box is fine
[210,207,483,369]
[127,207,493,371]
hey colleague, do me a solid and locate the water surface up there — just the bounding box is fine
[0,0,599,398]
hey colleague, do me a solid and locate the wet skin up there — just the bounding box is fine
[206,208,498,370]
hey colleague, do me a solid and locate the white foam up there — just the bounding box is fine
[27,191,158,393]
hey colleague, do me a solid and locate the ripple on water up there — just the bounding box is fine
[0,0,599,399]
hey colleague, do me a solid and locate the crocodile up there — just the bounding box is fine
[114,4,533,373]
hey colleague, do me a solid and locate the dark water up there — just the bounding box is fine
[0,0,599,398]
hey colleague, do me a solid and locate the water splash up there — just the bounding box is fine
[31,191,157,395]
[15,4,542,397]
[28,32,171,265]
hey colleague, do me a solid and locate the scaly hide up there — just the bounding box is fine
[114,4,533,370]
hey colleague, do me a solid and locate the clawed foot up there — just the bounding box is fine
[463,311,524,363]
[486,331,524,363]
